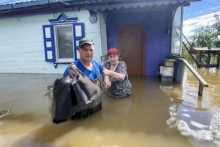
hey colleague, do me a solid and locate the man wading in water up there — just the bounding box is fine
[63,38,111,88]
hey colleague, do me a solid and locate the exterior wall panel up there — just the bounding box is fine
[106,10,172,76]
[0,10,103,74]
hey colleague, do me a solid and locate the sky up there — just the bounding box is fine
[184,0,220,20]
[183,0,220,38]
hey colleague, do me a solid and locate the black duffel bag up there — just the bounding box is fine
[51,73,76,124]
[51,67,102,124]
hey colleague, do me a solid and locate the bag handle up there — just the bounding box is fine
[68,66,85,78]
[93,62,103,89]
[69,64,102,88]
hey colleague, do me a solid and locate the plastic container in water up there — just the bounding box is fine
[160,66,174,77]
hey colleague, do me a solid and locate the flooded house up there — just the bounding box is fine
[0,0,199,76]
[2,0,220,147]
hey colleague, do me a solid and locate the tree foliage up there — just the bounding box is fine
[191,14,220,48]
[182,14,220,65]
[213,14,220,47]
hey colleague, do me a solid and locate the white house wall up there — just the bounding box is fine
[99,13,107,56]
[0,10,105,74]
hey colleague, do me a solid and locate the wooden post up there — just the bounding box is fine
[217,52,220,68]
[197,96,203,109]
[207,51,211,67]
[199,52,201,67]
[198,83,203,96]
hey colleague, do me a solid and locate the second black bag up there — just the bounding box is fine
[69,67,102,110]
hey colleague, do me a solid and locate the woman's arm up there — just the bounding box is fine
[103,69,125,82]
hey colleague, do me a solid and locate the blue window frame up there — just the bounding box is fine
[42,14,85,63]
[42,25,55,62]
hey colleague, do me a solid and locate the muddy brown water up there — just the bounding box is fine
[0,68,219,147]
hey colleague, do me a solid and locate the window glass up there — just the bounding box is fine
[57,26,73,58]
[171,6,182,55]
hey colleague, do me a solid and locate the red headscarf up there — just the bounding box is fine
[107,48,120,56]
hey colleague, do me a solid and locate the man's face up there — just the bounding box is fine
[78,44,94,62]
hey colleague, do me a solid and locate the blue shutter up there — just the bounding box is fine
[42,25,55,62]
[73,23,85,60]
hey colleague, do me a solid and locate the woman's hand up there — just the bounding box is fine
[102,69,111,76]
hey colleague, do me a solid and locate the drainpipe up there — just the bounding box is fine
[179,6,183,56]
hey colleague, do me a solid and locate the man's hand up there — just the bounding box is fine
[69,63,77,77]
[71,63,76,69]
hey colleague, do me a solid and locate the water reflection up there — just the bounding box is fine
[0,74,193,147]
[162,68,220,147]
[0,69,219,147]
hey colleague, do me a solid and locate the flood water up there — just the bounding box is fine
[0,68,219,147]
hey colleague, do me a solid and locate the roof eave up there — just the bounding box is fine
[0,0,201,12]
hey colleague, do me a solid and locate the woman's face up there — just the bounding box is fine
[108,54,119,65]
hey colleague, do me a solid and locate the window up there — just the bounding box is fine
[54,24,74,63]
[171,6,183,55]
[42,14,85,64]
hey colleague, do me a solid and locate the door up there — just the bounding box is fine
[118,24,145,75]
